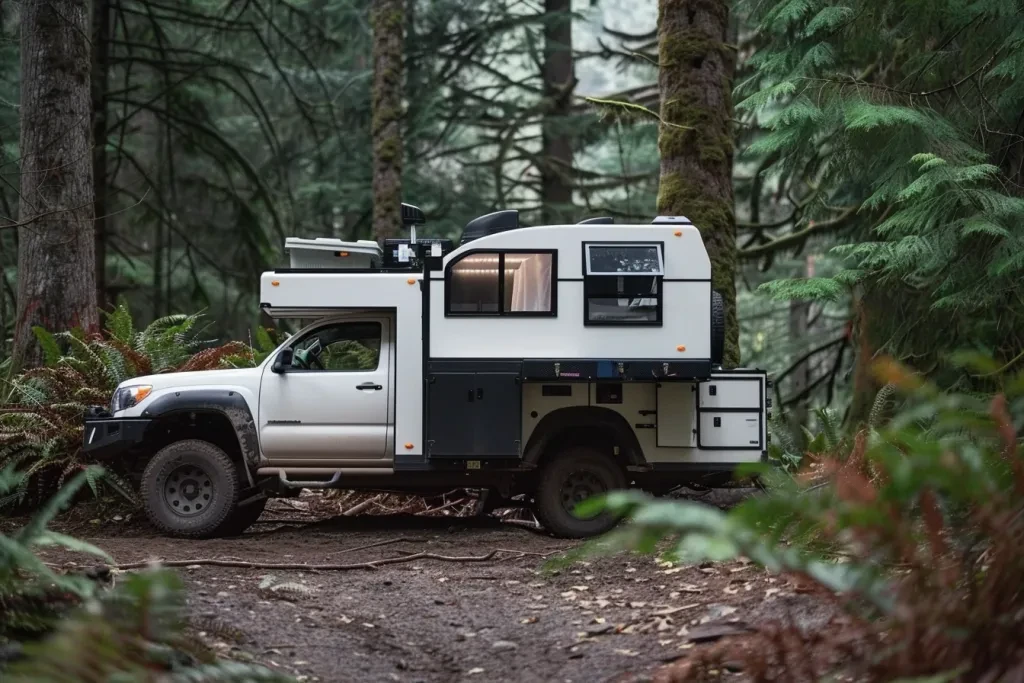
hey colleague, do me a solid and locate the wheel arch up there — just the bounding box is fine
[523,406,646,469]
[141,389,260,485]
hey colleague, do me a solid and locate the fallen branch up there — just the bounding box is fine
[326,537,424,556]
[111,549,508,572]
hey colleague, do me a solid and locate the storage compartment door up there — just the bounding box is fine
[699,378,763,409]
[427,373,478,457]
[656,383,696,447]
[474,373,522,458]
[698,412,762,449]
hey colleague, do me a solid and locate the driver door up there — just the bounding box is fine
[258,318,391,463]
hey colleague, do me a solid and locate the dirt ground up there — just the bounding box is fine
[28,490,833,683]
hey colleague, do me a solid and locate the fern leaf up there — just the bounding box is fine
[31,328,63,368]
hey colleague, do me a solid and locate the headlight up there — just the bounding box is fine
[111,385,153,413]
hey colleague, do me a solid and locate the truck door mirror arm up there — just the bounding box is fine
[272,348,294,374]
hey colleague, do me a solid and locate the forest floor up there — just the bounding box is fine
[22,489,833,683]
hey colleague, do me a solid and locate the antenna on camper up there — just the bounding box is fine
[401,203,426,245]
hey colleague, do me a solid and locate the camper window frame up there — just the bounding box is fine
[444,249,559,318]
[582,241,665,327]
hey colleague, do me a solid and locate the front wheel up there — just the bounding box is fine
[534,447,627,538]
[140,439,241,539]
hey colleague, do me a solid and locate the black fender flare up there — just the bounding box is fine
[142,389,260,478]
[522,406,646,467]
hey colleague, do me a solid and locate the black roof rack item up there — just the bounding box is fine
[460,209,519,245]
[401,203,426,225]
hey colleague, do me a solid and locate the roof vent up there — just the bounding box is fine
[577,217,614,225]
[460,209,519,245]
[652,215,692,225]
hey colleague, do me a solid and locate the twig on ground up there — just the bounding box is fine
[326,537,424,556]
[342,495,382,517]
[111,549,516,572]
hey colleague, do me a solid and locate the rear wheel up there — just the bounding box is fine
[141,439,240,539]
[534,447,627,538]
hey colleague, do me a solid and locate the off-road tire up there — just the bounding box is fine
[141,439,240,539]
[534,447,627,538]
[221,496,268,536]
[711,290,726,366]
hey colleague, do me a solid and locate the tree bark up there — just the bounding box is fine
[656,0,739,366]
[12,0,97,369]
[541,0,575,225]
[370,0,404,242]
[92,0,111,311]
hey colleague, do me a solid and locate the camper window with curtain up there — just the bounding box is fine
[446,251,556,316]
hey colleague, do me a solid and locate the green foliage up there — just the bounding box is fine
[0,305,260,510]
[0,467,291,682]
[1,466,113,643]
[580,355,1024,680]
[737,0,1024,387]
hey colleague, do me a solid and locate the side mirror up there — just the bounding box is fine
[272,348,293,374]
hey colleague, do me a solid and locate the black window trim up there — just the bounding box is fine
[444,248,559,318]
[581,240,665,327]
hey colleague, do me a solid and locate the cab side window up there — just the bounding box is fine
[291,322,381,371]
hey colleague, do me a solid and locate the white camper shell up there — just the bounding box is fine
[83,207,772,539]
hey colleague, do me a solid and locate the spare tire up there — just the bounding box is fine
[711,290,726,366]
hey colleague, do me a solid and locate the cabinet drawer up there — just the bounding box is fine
[698,411,761,450]
[699,378,762,409]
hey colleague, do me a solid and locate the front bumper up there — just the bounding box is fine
[82,407,151,460]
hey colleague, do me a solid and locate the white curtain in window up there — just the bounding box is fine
[510,254,552,312]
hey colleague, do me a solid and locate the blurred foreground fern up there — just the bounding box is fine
[582,356,1024,681]
[0,466,292,682]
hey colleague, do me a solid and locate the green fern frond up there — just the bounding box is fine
[31,328,62,368]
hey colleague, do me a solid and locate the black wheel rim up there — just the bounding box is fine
[163,464,214,517]
[559,470,606,518]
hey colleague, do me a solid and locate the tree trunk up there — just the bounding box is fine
[788,256,813,441]
[92,0,111,311]
[541,0,575,225]
[656,0,739,366]
[12,0,97,369]
[370,0,404,242]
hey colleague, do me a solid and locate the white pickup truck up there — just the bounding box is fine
[83,206,772,539]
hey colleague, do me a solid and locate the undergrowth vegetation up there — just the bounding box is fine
[0,465,292,681]
[0,305,276,510]
[585,356,1024,681]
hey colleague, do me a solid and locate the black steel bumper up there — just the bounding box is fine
[82,407,150,460]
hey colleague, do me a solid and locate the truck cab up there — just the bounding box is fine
[83,206,772,539]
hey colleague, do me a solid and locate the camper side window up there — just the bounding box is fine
[583,243,664,326]
[446,251,556,316]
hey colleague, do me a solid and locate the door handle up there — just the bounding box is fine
[356,383,382,391]
[476,387,483,400]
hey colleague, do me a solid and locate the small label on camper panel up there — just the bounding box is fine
[431,243,441,256]
[398,244,411,262]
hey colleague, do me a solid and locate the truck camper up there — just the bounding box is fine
[83,205,772,538]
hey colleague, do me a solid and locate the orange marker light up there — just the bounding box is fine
[339,251,349,257]
[136,386,153,402]
[677,345,686,352]
[407,278,416,285]
[674,231,682,237]
[271,280,280,287]
[404,443,414,450]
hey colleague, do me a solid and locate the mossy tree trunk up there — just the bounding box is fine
[12,0,97,370]
[656,0,739,366]
[92,0,111,311]
[370,0,404,241]
[541,0,575,225]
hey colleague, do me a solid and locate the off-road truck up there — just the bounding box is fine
[83,206,772,539]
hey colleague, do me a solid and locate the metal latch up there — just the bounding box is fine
[554,362,561,378]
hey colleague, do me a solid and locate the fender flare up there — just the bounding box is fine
[522,406,646,467]
[142,389,260,477]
